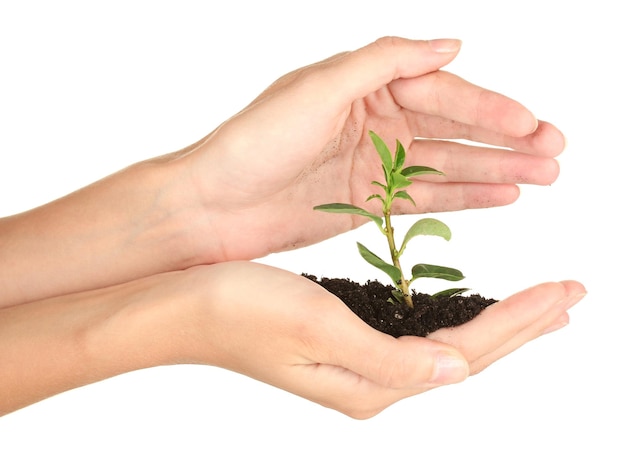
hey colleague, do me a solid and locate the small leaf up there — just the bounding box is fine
[371,180,387,190]
[391,289,405,304]
[393,139,406,171]
[432,288,471,298]
[410,263,465,282]
[399,218,451,254]
[401,165,444,178]
[357,242,402,285]
[314,203,383,229]
[393,190,416,206]
[369,131,393,176]
[390,171,412,190]
[365,194,384,203]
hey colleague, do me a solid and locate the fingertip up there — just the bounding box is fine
[501,184,521,205]
[521,110,539,137]
[530,114,540,133]
[506,103,539,138]
[559,280,587,296]
[555,281,587,312]
[529,280,586,311]
[427,38,463,54]
[534,121,567,157]
[540,283,586,336]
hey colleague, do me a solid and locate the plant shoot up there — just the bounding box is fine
[314,131,466,308]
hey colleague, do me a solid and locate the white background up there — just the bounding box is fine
[0,1,624,464]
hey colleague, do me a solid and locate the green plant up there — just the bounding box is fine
[314,130,466,308]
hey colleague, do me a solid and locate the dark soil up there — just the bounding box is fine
[304,275,497,338]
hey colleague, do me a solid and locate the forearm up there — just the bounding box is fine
[0,154,210,308]
[0,269,196,416]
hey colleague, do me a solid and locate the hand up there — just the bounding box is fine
[0,37,567,308]
[179,262,585,419]
[0,260,584,417]
[188,37,565,262]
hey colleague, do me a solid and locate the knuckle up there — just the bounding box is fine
[377,351,425,389]
[373,35,404,50]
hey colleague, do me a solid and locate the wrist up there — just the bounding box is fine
[0,270,195,415]
[0,150,213,308]
[85,269,204,370]
[150,137,232,267]
[92,265,231,369]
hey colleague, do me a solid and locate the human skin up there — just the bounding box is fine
[0,38,563,308]
[0,37,585,417]
[0,261,585,418]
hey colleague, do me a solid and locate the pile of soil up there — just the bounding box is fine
[304,274,497,338]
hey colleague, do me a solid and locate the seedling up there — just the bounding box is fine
[314,131,467,308]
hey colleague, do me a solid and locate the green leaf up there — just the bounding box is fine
[432,288,471,298]
[393,139,406,171]
[357,242,402,285]
[365,194,384,203]
[369,131,393,176]
[314,203,383,229]
[410,263,465,282]
[371,180,387,190]
[401,165,444,178]
[392,190,416,206]
[390,289,406,304]
[390,171,412,190]
[399,218,451,254]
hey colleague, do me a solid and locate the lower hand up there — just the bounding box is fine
[0,260,584,417]
[180,262,585,419]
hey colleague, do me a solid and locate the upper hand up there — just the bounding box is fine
[186,37,566,262]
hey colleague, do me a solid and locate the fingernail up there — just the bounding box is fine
[430,352,469,385]
[557,292,587,312]
[428,39,462,53]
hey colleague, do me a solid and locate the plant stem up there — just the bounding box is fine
[383,210,414,308]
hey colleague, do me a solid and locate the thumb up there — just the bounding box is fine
[281,293,472,418]
[325,37,462,104]
[326,322,470,389]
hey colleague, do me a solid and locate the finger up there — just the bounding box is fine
[408,115,567,158]
[283,294,472,417]
[289,352,449,419]
[316,37,463,107]
[287,360,419,419]
[540,311,571,336]
[319,328,469,390]
[213,37,462,172]
[470,284,584,373]
[390,70,539,138]
[390,182,522,214]
[246,37,462,125]
[290,325,469,419]
[428,280,586,373]
[406,138,561,185]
